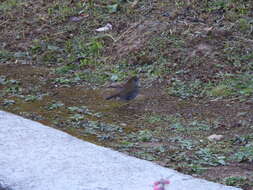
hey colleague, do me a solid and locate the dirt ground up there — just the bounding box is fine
[1,0,253,189]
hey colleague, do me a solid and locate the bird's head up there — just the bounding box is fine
[128,76,139,85]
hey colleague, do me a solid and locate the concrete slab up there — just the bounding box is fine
[0,111,241,190]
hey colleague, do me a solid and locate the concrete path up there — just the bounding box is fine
[0,111,241,190]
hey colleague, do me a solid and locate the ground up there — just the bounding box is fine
[0,0,253,189]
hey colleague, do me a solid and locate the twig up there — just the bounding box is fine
[234,36,253,43]
[115,20,143,42]
[0,20,9,26]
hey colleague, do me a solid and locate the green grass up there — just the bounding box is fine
[167,79,208,99]
[210,73,253,97]
[0,0,20,12]
[224,176,250,187]
[1,0,253,189]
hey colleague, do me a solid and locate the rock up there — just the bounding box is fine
[207,134,224,141]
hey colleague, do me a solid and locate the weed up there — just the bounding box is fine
[30,40,46,54]
[210,73,253,97]
[182,163,207,175]
[167,79,207,99]
[170,122,186,132]
[97,134,114,141]
[41,50,61,64]
[1,0,253,188]
[4,86,22,95]
[70,114,85,122]
[189,121,211,131]
[24,95,40,102]
[67,106,103,118]
[54,77,73,85]
[135,151,155,161]
[179,139,195,150]
[209,85,233,97]
[2,99,15,106]
[231,144,253,162]
[107,4,119,14]
[0,0,20,12]
[147,115,163,124]
[55,64,78,74]
[0,49,13,62]
[137,130,153,142]
[224,176,248,187]
[47,1,78,21]
[85,120,118,131]
[236,18,252,32]
[46,102,64,110]
[195,148,226,166]
[0,76,7,85]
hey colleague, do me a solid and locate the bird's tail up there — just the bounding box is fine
[106,94,118,100]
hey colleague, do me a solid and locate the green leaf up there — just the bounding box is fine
[107,4,118,13]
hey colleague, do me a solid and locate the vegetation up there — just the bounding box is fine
[0,0,252,189]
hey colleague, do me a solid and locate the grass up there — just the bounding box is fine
[0,0,253,189]
[210,73,253,97]
[0,0,20,12]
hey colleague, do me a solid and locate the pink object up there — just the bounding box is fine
[153,179,170,190]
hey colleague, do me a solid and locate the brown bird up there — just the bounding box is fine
[106,76,139,101]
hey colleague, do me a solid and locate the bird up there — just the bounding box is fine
[106,76,139,101]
